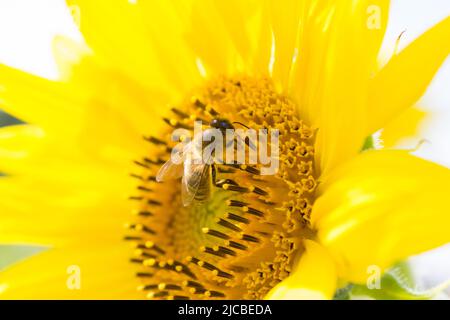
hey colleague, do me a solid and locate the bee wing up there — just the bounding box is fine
[180,165,206,206]
[156,158,184,182]
[156,145,190,182]
[181,151,213,207]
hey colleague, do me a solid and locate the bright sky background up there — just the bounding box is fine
[0,0,449,294]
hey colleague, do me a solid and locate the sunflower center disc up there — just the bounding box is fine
[128,76,317,299]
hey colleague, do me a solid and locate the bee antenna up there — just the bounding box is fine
[232,121,250,129]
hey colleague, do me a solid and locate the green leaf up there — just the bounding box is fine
[335,262,448,300]
[334,284,354,300]
[0,245,49,271]
[361,135,375,151]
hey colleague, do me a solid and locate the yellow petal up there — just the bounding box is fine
[68,62,169,154]
[0,243,141,299]
[0,64,87,133]
[0,125,136,195]
[181,0,269,77]
[368,16,450,134]
[0,65,152,169]
[312,150,450,283]
[0,124,45,163]
[269,0,306,89]
[290,1,389,176]
[66,0,199,94]
[381,107,427,148]
[52,35,91,80]
[0,176,133,247]
[251,0,272,74]
[211,0,253,64]
[265,240,337,300]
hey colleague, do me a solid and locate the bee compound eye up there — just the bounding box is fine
[210,119,219,127]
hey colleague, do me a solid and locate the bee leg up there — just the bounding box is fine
[211,165,218,186]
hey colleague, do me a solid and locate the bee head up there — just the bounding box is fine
[210,118,234,130]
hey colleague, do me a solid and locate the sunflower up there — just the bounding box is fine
[0,0,449,300]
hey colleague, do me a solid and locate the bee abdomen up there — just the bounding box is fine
[188,169,211,202]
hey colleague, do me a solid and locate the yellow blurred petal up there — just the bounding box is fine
[312,150,450,283]
[52,35,91,80]
[0,244,141,299]
[265,240,337,300]
[0,66,148,166]
[0,64,152,170]
[0,124,45,162]
[368,16,450,134]
[69,61,169,155]
[0,124,136,194]
[0,64,87,133]
[67,0,200,95]
[0,176,133,247]
[381,107,427,148]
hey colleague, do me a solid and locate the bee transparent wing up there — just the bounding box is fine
[156,158,184,182]
[181,150,213,207]
[156,145,190,182]
[180,165,205,206]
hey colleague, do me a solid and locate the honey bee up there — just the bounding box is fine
[156,118,236,206]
